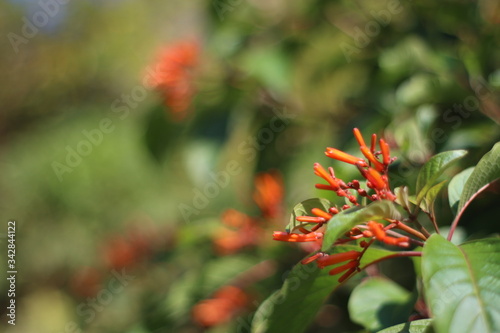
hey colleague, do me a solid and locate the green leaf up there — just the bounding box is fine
[420,180,447,215]
[448,167,474,214]
[286,198,333,233]
[349,277,415,332]
[251,245,395,333]
[395,186,411,212]
[415,150,467,204]
[321,200,402,251]
[457,142,500,215]
[422,235,500,333]
[376,319,433,333]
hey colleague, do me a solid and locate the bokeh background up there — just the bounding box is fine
[1,0,500,332]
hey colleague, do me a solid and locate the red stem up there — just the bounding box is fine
[448,183,490,241]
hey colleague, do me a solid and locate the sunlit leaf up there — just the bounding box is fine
[415,150,467,205]
[420,180,447,215]
[456,142,500,216]
[448,167,474,214]
[349,277,415,332]
[422,235,500,333]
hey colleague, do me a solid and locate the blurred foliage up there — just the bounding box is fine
[0,0,499,332]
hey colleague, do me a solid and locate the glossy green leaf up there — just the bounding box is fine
[321,200,402,251]
[422,235,500,333]
[286,198,333,233]
[349,277,415,332]
[376,319,433,333]
[457,142,500,215]
[420,180,447,215]
[251,245,395,333]
[415,150,467,204]
[448,167,474,214]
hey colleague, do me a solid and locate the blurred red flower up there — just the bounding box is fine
[146,40,199,120]
[253,171,284,219]
[213,209,262,255]
[192,285,248,328]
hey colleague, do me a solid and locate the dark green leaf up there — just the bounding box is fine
[286,198,333,233]
[349,277,415,332]
[422,235,500,333]
[457,142,500,215]
[448,167,474,214]
[251,245,394,333]
[415,150,467,204]
[321,200,402,251]
[376,319,433,333]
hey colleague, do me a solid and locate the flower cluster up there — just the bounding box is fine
[273,128,424,282]
[147,40,198,120]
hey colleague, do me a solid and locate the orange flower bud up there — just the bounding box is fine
[360,146,385,172]
[315,184,336,191]
[301,252,326,265]
[296,216,326,223]
[338,266,358,282]
[353,128,367,147]
[379,139,391,165]
[328,260,359,276]
[370,133,377,153]
[367,221,386,240]
[314,163,341,190]
[361,167,386,191]
[325,148,367,166]
[311,208,333,221]
[316,250,361,268]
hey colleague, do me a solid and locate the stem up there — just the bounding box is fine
[360,251,422,271]
[407,210,432,239]
[426,211,440,234]
[448,183,491,241]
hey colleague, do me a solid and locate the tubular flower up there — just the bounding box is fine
[300,250,361,281]
[325,148,367,166]
[367,221,410,248]
[315,250,361,269]
[273,128,422,283]
[273,231,323,242]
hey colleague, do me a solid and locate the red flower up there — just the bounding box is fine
[367,221,410,247]
[253,171,284,219]
[147,40,199,120]
[192,286,248,327]
[213,209,262,255]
